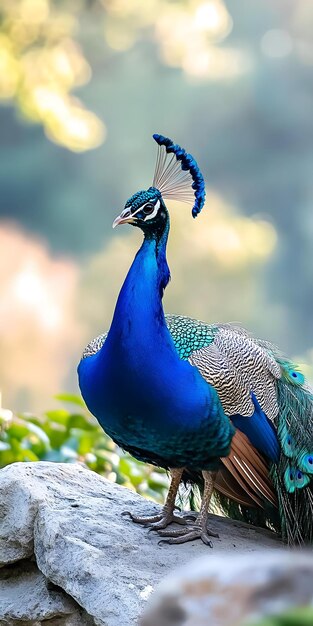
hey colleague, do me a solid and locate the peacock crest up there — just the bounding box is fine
[120,134,206,223]
[152,133,206,217]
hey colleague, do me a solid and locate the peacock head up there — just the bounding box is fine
[112,187,169,236]
[112,134,206,235]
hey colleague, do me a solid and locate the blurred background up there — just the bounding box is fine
[1,0,313,416]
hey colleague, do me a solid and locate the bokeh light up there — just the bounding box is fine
[0,0,105,150]
[0,223,82,410]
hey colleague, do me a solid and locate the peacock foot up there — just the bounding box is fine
[156,521,219,546]
[122,508,187,529]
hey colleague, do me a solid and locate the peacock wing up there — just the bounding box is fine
[81,333,107,359]
[184,324,280,509]
[188,324,281,421]
[167,315,313,543]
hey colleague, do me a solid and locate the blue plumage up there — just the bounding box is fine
[78,134,313,546]
[231,394,280,463]
[124,187,161,212]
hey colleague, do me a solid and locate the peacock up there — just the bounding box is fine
[78,134,313,546]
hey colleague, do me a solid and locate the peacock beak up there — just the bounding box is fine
[112,210,135,229]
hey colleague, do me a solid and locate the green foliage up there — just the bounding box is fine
[247,607,313,626]
[0,394,168,503]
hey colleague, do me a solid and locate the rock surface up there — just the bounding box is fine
[0,462,281,626]
[0,560,90,626]
[140,551,313,626]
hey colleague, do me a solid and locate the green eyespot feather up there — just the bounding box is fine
[278,422,295,458]
[284,465,310,493]
[281,362,305,386]
[298,451,313,475]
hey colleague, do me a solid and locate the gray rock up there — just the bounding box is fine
[0,560,90,626]
[0,462,281,626]
[141,551,313,626]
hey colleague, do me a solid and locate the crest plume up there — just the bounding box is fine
[152,133,206,218]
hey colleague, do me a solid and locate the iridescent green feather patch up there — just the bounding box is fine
[166,314,217,360]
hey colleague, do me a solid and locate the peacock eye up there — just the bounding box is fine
[143,202,155,215]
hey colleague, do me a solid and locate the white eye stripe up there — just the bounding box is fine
[130,206,142,218]
[143,199,160,221]
[129,199,160,220]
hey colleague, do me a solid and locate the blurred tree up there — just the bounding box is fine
[0,0,238,150]
[0,0,105,150]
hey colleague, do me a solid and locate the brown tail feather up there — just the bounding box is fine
[214,467,262,507]
[215,430,278,508]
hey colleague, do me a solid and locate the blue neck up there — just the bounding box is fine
[104,221,171,353]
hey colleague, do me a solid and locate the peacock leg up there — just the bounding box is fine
[157,471,218,546]
[122,468,187,529]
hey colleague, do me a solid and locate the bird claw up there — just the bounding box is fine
[121,510,162,525]
[147,513,187,530]
[122,509,187,530]
[156,523,218,546]
[182,512,198,522]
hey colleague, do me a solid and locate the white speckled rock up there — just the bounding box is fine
[0,462,281,626]
[141,551,313,626]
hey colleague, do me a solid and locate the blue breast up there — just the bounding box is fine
[78,234,234,470]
